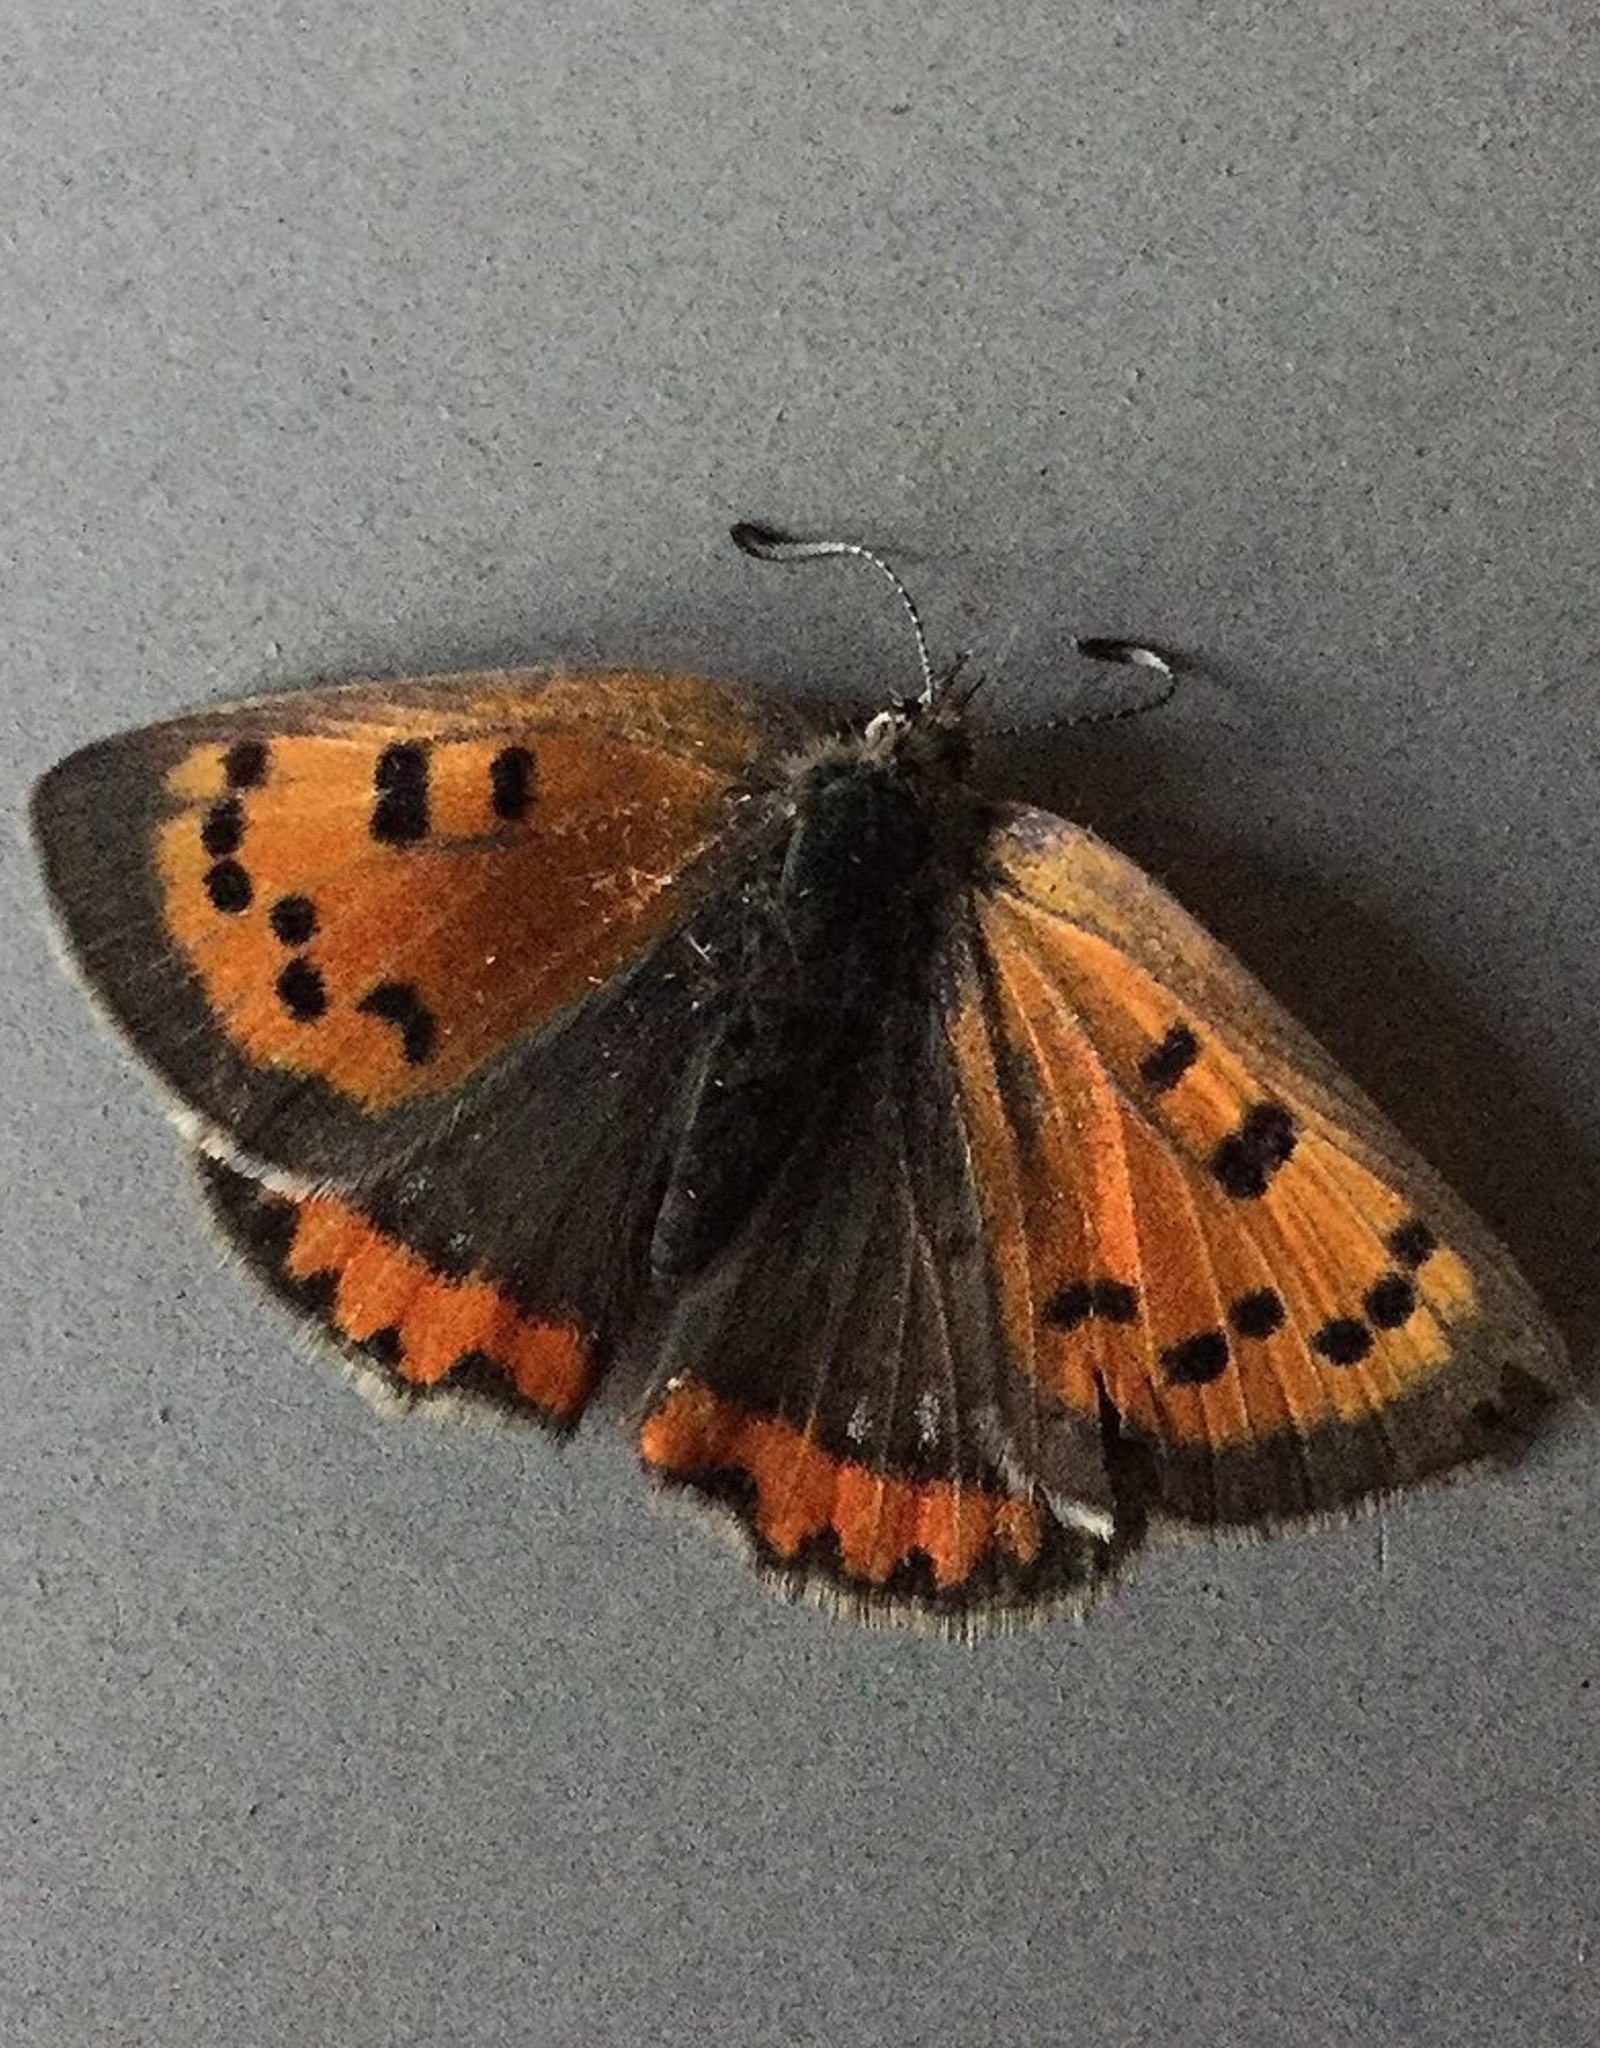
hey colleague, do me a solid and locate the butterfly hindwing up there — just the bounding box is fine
[201,1157,595,1428]
[634,989,1120,1630]
[32,668,807,1183]
[952,804,1570,1525]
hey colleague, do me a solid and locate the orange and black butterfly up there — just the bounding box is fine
[31,525,1571,1633]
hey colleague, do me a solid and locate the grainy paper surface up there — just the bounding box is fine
[5,6,1598,2043]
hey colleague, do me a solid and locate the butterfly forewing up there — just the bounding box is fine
[633,993,1119,1630]
[31,668,805,1182]
[954,804,1570,1524]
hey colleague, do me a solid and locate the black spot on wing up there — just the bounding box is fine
[1211,1103,1296,1199]
[372,743,430,844]
[277,957,327,1022]
[489,746,537,821]
[1089,1280,1140,1323]
[269,894,317,946]
[205,860,252,913]
[1044,1283,1093,1332]
[201,798,244,858]
[1364,1273,1417,1329]
[1044,1279,1141,1331]
[1139,1023,1200,1093]
[358,981,438,1065]
[201,789,250,908]
[1387,1219,1437,1270]
[223,739,269,789]
[1161,1329,1231,1386]
[1313,1317,1373,1366]
[1228,1288,1285,1339]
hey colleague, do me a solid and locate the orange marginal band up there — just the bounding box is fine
[639,1377,1045,1590]
[278,1188,592,1420]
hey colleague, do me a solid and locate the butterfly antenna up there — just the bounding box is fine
[1070,637,1181,724]
[731,522,937,709]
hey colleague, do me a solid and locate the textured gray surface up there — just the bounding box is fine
[4,7,1598,2044]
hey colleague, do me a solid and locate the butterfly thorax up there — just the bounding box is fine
[647,715,987,1280]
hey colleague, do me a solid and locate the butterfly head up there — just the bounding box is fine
[860,687,975,782]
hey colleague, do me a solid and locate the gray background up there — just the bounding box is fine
[4,6,1598,2044]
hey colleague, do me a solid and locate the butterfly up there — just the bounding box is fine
[30,524,1571,1635]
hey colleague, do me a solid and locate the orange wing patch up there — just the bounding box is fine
[639,1377,1046,1592]
[156,671,773,1110]
[237,1179,592,1423]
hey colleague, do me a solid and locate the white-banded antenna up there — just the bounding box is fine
[731,522,936,708]
[1070,636,1181,723]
